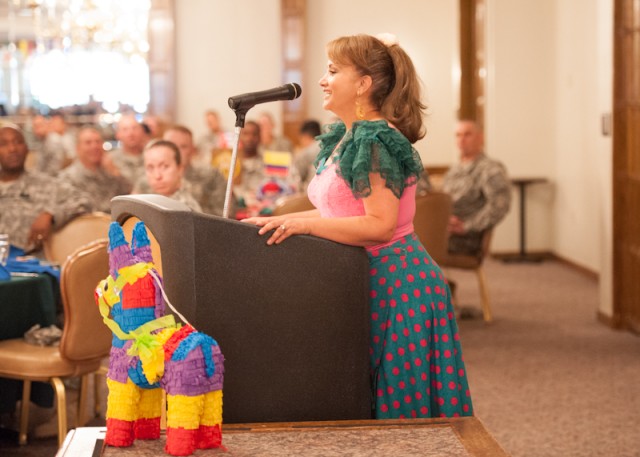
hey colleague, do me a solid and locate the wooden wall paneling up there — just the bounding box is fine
[281,0,306,146]
[458,0,486,127]
[613,0,640,332]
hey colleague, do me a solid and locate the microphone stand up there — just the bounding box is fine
[222,109,248,219]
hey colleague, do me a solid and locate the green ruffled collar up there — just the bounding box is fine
[314,120,423,198]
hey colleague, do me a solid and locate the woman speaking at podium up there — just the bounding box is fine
[243,33,473,419]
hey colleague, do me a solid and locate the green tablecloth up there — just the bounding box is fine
[0,274,59,413]
[0,274,57,339]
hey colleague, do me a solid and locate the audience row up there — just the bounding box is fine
[0,114,512,260]
[0,110,318,256]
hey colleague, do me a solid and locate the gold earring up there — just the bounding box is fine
[355,97,365,120]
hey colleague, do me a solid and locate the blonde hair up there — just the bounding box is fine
[327,34,426,143]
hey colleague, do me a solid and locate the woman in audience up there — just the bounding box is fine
[243,33,473,419]
[136,139,202,212]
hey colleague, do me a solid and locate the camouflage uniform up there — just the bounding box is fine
[135,165,227,216]
[195,131,230,168]
[168,187,202,212]
[58,161,132,213]
[108,148,144,187]
[36,132,76,176]
[0,170,92,249]
[235,155,265,207]
[184,166,227,216]
[290,142,320,193]
[442,154,511,256]
[258,136,293,155]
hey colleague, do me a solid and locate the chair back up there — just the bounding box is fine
[44,212,112,265]
[272,193,315,216]
[441,228,494,269]
[413,191,452,265]
[439,227,495,322]
[59,239,112,362]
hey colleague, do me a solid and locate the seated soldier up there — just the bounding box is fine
[233,120,266,209]
[103,114,150,187]
[442,120,511,257]
[195,109,230,168]
[257,111,292,155]
[36,112,76,176]
[59,126,132,213]
[290,119,321,193]
[0,123,92,255]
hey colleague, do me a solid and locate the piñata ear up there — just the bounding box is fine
[108,222,127,252]
[131,221,153,264]
[108,222,135,276]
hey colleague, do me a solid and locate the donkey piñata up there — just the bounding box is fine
[95,221,224,456]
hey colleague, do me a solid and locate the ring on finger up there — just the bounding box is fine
[280,224,286,232]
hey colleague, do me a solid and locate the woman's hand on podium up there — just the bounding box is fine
[242,216,310,246]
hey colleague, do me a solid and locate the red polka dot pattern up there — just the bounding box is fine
[367,234,473,419]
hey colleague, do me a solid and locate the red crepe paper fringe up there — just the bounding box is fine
[105,418,135,447]
[134,417,161,440]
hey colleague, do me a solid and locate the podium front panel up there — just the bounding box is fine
[112,195,371,423]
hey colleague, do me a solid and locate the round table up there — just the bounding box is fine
[0,274,57,340]
[0,273,59,413]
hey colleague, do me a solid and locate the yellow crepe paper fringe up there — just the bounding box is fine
[166,392,222,430]
[201,390,223,427]
[137,387,163,419]
[106,378,139,422]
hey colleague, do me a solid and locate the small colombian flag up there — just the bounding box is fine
[263,150,292,178]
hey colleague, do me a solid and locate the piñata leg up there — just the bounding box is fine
[196,390,223,449]
[105,378,139,447]
[165,393,202,456]
[134,387,163,439]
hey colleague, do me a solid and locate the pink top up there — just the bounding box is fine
[307,162,416,252]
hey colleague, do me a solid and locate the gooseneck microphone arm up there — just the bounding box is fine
[222,83,302,218]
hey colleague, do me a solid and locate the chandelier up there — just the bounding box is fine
[12,0,150,55]
[2,0,152,111]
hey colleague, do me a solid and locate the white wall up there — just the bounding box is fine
[485,0,613,314]
[485,0,557,253]
[305,0,459,166]
[596,0,613,317]
[554,0,613,314]
[174,0,283,141]
[553,0,610,272]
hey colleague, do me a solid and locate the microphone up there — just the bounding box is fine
[228,83,302,111]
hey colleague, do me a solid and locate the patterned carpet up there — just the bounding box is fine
[1,257,639,456]
[451,258,640,457]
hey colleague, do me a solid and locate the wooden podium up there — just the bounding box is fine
[110,195,371,424]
